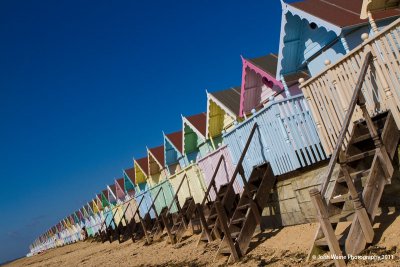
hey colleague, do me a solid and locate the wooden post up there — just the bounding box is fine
[161,213,174,244]
[309,188,346,267]
[197,203,213,242]
[139,216,151,244]
[215,201,240,262]
[339,152,374,243]
[368,11,379,34]
[358,100,394,179]
[238,165,261,225]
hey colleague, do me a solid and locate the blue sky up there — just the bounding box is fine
[0,0,289,262]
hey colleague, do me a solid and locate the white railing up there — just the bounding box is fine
[301,17,400,155]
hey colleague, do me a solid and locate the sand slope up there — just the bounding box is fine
[7,211,400,266]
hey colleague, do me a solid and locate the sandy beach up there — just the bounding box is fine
[6,210,400,267]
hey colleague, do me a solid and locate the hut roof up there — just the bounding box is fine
[248,54,278,78]
[185,113,207,138]
[209,86,241,117]
[124,167,135,184]
[289,0,400,29]
[166,131,183,152]
[135,157,149,176]
[116,178,125,189]
[109,184,117,196]
[149,145,165,167]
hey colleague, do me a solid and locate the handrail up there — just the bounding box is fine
[119,202,131,225]
[100,212,111,232]
[166,173,187,215]
[200,154,226,206]
[107,205,120,230]
[319,51,373,196]
[146,186,163,215]
[133,194,146,219]
[222,122,258,204]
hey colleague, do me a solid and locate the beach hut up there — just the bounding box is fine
[277,0,400,78]
[147,146,168,186]
[206,86,241,140]
[167,165,206,205]
[107,185,125,230]
[134,157,156,218]
[67,215,78,242]
[224,93,326,178]
[89,200,102,234]
[182,113,213,163]
[121,168,140,221]
[165,114,211,205]
[123,167,136,199]
[114,177,136,228]
[107,185,118,205]
[94,196,107,234]
[81,206,94,237]
[115,178,126,203]
[197,144,241,200]
[100,190,116,230]
[240,54,306,117]
[221,48,326,178]
[148,145,177,214]
[198,87,243,197]
[164,131,184,175]
[70,214,81,241]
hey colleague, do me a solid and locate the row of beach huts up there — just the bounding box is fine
[29,1,400,266]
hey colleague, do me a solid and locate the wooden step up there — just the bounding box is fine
[208,213,218,220]
[236,203,251,211]
[351,132,371,144]
[337,170,369,183]
[330,193,351,204]
[230,217,246,225]
[231,231,240,239]
[200,235,208,242]
[329,211,354,223]
[219,247,231,254]
[215,163,276,262]
[346,149,375,163]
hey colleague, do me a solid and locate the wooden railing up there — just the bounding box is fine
[224,94,325,177]
[200,123,258,208]
[301,17,400,156]
[165,173,187,216]
[319,51,372,196]
[200,154,226,206]
[146,187,163,218]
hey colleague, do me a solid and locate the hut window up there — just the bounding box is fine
[262,77,274,88]
[309,22,317,30]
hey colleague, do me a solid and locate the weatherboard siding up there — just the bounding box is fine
[134,183,156,219]
[149,179,178,215]
[207,98,236,138]
[224,94,326,178]
[197,144,242,200]
[168,163,206,205]
[123,198,139,223]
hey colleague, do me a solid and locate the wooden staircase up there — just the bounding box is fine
[114,202,142,243]
[216,162,275,263]
[98,212,115,243]
[197,181,240,244]
[196,122,272,259]
[163,196,197,244]
[308,51,400,266]
[140,187,167,245]
[118,195,147,243]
